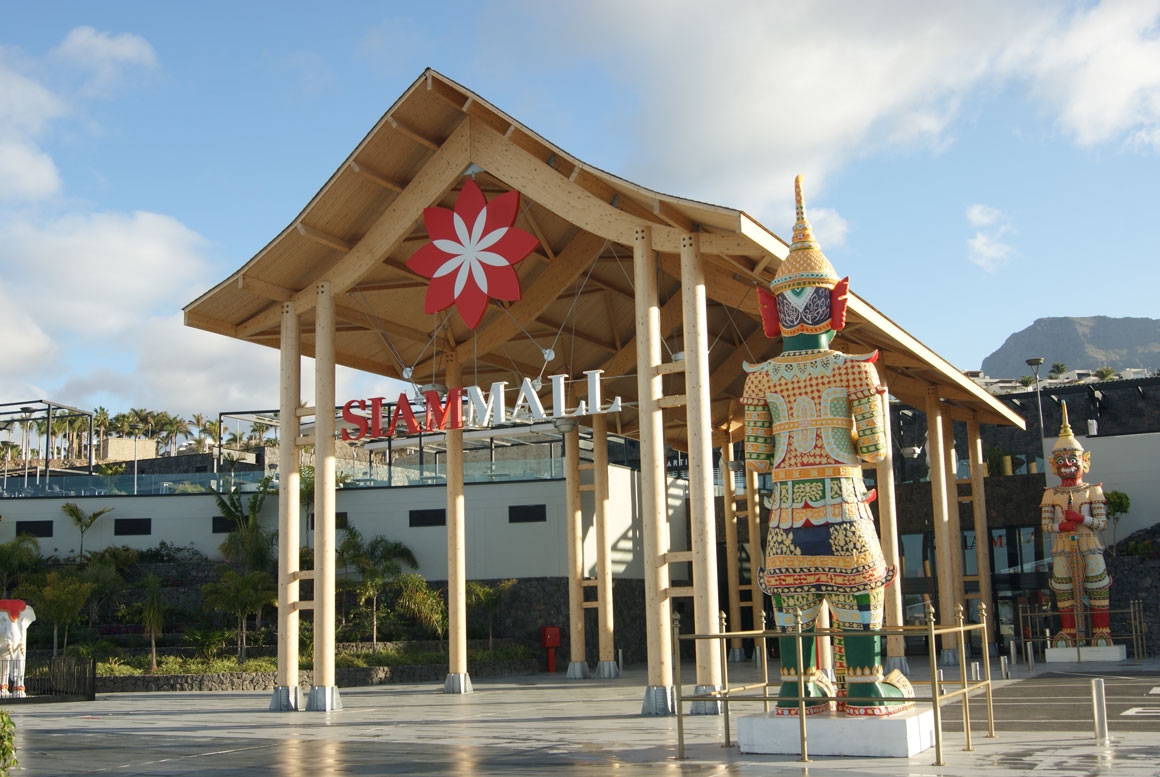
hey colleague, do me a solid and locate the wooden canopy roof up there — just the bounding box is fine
[184,69,1023,446]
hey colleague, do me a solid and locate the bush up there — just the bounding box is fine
[0,709,15,776]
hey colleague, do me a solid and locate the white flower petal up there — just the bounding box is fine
[470,208,488,246]
[475,251,509,267]
[432,256,464,278]
[471,260,489,294]
[453,212,472,246]
[434,238,467,254]
[454,261,472,297]
[475,225,507,251]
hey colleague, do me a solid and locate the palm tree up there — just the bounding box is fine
[1049,362,1068,379]
[466,579,517,651]
[16,571,95,655]
[93,407,110,460]
[1094,366,1116,381]
[1018,376,1035,387]
[214,478,276,574]
[0,536,41,597]
[339,527,418,650]
[60,502,114,559]
[395,573,448,651]
[191,413,209,453]
[202,569,276,661]
[248,422,270,449]
[79,562,127,626]
[142,573,165,672]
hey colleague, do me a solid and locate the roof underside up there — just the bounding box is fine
[185,69,1023,445]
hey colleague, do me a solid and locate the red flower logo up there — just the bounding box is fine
[407,179,539,329]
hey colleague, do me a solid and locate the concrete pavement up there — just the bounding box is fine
[4,656,1159,776]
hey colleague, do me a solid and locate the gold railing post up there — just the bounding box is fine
[674,611,685,760]
[956,604,973,751]
[927,602,945,766]
[980,602,995,738]
[720,610,731,746]
[759,610,770,713]
[794,607,810,763]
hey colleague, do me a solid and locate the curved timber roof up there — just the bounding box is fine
[184,69,1023,446]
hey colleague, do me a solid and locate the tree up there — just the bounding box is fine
[1094,366,1116,381]
[466,579,516,651]
[1049,362,1068,379]
[16,571,95,655]
[202,569,276,661]
[0,536,40,598]
[395,573,447,651]
[214,478,276,575]
[1018,376,1035,387]
[79,562,127,626]
[340,527,417,650]
[60,502,114,559]
[1105,490,1131,554]
[92,406,110,460]
[142,573,165,672]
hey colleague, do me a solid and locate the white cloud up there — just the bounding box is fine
[50,26,158,97]
[966,204,1002,227]
[0,140,60,200]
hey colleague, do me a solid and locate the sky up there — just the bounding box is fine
[2,0,1159,423]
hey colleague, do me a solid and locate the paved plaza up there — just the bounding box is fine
[5,657,1160,776]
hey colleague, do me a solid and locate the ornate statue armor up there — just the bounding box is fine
[742,176,912,717]
[1040,402,1112,647]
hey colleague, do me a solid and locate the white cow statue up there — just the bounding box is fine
[0,599,36,697]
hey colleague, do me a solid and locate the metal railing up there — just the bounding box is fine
[673,603,996,766]
[1017,599,1145,666]
[0,656,96,704]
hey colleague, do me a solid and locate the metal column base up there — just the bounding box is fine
[727,648,747,662]
[444,672,473,694]
[595,660,620,679]
[305,685,343,711]
[884,656,911,675]
[938,648,960,666]
[566,661,590,680]
[640,685,674,716]
[268,685,302,712]
[690,684,722,715]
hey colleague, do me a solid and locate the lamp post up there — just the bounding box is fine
[1026,357,1046,471]
[20,406,35,489]
[131,422,142,495]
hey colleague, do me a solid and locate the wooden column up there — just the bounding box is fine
[680,233,723,708]
[444,358,471,693]
[924,386,957,662]
[968,414,995,650]
[564,424,588,677]
[746,467,763,646]
[307,281,340,710]
[593,413,618,678]
[271,301,302,711]
[875,390,907,669]
[720,436,745,661]
[943,422,966,638]
[634,225,673,715]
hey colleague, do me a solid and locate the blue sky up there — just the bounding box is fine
[2,1,1159,421]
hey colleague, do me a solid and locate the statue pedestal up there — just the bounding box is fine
[1045,644,1127,663]
[738,708,936,757]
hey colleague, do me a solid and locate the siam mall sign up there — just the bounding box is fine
[341,370,623,441]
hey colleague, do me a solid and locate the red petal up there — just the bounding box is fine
[488,228,539,266]
[455,283,489,329]
[425,273,458,314]
[407,242,454,280]
[482,190,520,233]
[482,262,521,302]
[454,179,487,225]
[422,206,458,243]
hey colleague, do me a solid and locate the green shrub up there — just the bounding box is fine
[0,709,16,776]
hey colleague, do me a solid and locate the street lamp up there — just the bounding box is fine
[131,423,142,495]
[1026,357,1046,472]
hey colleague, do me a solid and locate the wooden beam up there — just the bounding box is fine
[295,223,354,253]
[183,310,238,337]
[596,289,683,379]
[237,275,293,303]
[349,161,405,193]
[387,115,440,151]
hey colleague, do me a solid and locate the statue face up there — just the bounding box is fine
[776,286,832,336]
[1051,450,1085,480]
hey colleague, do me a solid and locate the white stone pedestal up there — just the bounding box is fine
[1045,644,1128,662]
[738,708,937,757]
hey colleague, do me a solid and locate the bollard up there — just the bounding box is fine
[1000,656,1009,680]
[1092,678,1109,744]
[971,662,980,682]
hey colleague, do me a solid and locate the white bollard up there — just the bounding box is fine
[971,662,981,682]
[1000,656,1009,680]
[1092,678,1110,744]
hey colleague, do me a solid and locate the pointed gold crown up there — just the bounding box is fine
[770,175,840,296]
[1051,401,1084,455]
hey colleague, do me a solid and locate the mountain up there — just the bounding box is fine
[981,316,1160,380]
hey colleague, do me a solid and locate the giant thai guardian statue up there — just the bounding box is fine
[1041,402,1112,647]
[742,176,913,717]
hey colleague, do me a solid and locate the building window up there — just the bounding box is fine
[212,515,233,534]
[409,508,446,527]
[15,520,53,538]
[114,518,152,536]
[307,512,348,531]
[508,504,547,523]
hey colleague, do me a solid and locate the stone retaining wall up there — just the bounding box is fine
[95,659,538,693]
